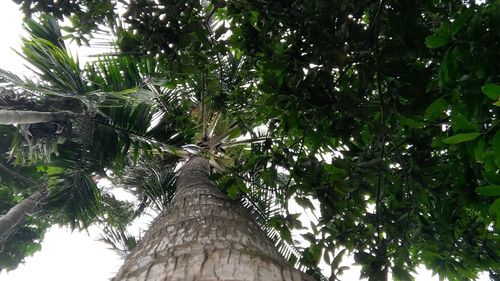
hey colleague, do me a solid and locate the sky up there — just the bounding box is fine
[0,1,491,281]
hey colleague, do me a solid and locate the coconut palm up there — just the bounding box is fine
[0,15,322,280]
[0,16,184,242]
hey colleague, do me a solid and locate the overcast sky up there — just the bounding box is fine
[0,1,490,280]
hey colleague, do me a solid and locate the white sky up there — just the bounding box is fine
[0,1,490,280]
[0,1,27,75]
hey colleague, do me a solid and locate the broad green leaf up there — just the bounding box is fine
[425,98,448,120]
[450,10,472,35]
[489,198,500,229]
[286,213,303,229]
[440,50,450,85]
[490,197,500,214]
[302,233,316,243]
[260,170,274,185]
[310,221,318,235]
[227,184,239,199]
[442,133,480,144]
[476,185,500,196]
[360,129,371,144]
[450,111,478,132]
[426,21,452,49]
[425,34,449,49]
[399,115,425,128]
[485,171,500,186]
[324,250,331,264]
[481,83,500,100]
[208,172,223,181]
[295,196,315,210]
[279,226,292,243]
[494,131,500,167]
[249,11,260,30]
[431,137,444,148]
[237,178,249,193]
[309,244,322,265]
[332,249,346,269]
[474,140,486,161]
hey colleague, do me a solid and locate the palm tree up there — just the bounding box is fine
[0,15,322,279]
[113,156,313,281]
[0,16,166,241]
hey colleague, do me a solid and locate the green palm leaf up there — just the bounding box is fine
[120,155,178,212]
[20,37,85,96]
[46,171,101,229]
[24,15,65,49]
[98,225,137,257]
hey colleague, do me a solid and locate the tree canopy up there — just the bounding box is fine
[1,0,499,280]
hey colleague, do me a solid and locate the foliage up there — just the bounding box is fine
[2,0,500,280]
[13,0,116,45]
[0,126,49,271]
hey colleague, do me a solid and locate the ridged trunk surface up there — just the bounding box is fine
[114,156,313,281]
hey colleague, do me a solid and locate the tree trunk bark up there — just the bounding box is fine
[0,110,76,125]
[113,156,313,281]
[0,190,46,240]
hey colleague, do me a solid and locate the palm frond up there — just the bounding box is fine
[39,141,107,177]
[19,37,85,96]
[85,55,196,111]
[119,155,179,213]
[0,70,38,94]
[8,123,70,165]
[93,101,187,165]
[95,192,138,256]
[98,225,137,258]
[84,55,197,148]
[238,182,328,280]
[24,15,66,49]
[103,190,136,216]
[85,55,144,93]
[46,171,101,229]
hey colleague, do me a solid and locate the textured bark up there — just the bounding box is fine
[0,110,75,124]
[0,191,46,240]
[114,156,313,281]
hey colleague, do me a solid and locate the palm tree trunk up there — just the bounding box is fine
[0,110,76,125]
[113,156,313,281]
[0,191,46,240]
